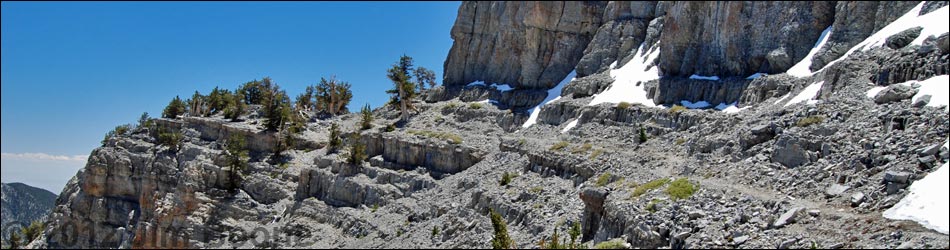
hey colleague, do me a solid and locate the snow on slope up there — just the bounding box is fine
[883,162,950,235]
[784,81,824,107]
[588,43,662,107]
[560,114,582,133]
[521,70,576,128]
[813,3,948,74]
[787,26,833,77]
[913,75,950,112]
[467,81,514,92]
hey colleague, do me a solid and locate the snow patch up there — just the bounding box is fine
[912,75,950,112]
[466,81,514,92]
[746,73,767,80]
[588,43,662,107]
[866,86,888,99]
[784,81,824,107]
[883,163,949,235]
[816,3,948,74]
[715,102,747,113]
[773,93,792,105]
[521,70,576,128]
[689,74,720,81]
[787,26,833,77]
[560,115,582,133]
[679,100,712,109]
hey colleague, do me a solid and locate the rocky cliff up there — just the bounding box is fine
[34,1,950,249]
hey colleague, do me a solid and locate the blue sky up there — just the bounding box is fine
[1,1,461,193]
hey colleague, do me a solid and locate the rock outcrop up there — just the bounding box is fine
[443,1,608,89]
[810,1,922,71]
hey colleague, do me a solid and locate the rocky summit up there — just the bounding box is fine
[27,1,950,249]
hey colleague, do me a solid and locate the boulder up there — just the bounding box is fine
[885,27,923,49]
[874,84,919,104]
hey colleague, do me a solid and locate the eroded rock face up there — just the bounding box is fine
[659,1,835,77]
[443,1,607,90]
[810,1,921,71]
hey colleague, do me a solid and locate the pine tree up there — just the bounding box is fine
[223,91,246,122]
[162,96,187,119]
[263,88,291,132]
[414,66,437,91]
[638,125,648,143]
[296,85,316,112]
[386,55,418,122]
[490,209,513,249]
[21,220,44,243]
[360,104,374,130]
[327,123,342,154]
[208,87,231,115]
[347,133,367,165]
[314,76,353,115]
[188,91,206,117]
[225,133,249,192]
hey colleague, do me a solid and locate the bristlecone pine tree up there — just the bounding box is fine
[314,76,353,116]
[162,95,187,119]
[414,66,438,92]
[386,55,418,122]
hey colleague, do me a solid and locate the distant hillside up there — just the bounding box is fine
[1,182,57,242]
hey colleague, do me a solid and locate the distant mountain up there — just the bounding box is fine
[1,182,57,242]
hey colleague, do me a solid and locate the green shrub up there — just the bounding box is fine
[432,225,440,237]
[666,178,698,200]
[225,133,249,192]
[617,102,631,109]
[469,102,484,109]
[157,130,182,151]
[646,198,661,213]
[796,115,825,127]
[675,138,686,145]
[593,238,628,249]
[490,209,514,249]
[571,143,593,154]
[443,102,459,111]
[589,149,604,161]
[668,105,687,114]
[595,173,613,187]
[638,126,648,143]
[372,204,379,213]
[21,220,44,243]
[385,123,396,132]
[631,178,670,199]
[499,172,515,186]
[529,186,543,194]
[550,141,570,151]
[569,221,582,249]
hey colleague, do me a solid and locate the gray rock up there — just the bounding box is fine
[883,171,912,184]
[825,184,850,198]
[772,207,804,228]
[885,27,923,49]
[772,136,813,168]
[874,84,919,104]
[919,143,943,156]
[811,1,921,70]
[851,192,866,207]
[938,32,949,54]
[807,209,821,217]
[912,94,932,107]
[918,155,937,169]
[733,235,750,246]
[886,182,909,195]
[688,210,707,219]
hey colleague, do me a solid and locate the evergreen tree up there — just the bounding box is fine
[347,133,367,165]
[162,96,187,119]
[225,133,249,192]
[296,85,316,112]
[187,91,206,117]
[314,76,353,115]
[414,66,438,91]
[638,125,648,143]
[21,221,44,243]
[327,123,342,154]
[263,88,291,132]
[237,77,273,105]
[360,104,374,130]
[223,91,246,122]
[490,209,513,249]
[208,87,231,115]
[386,55,418,122]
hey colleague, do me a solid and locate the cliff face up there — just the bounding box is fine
[441,1,938,107]
[443,1,607,90]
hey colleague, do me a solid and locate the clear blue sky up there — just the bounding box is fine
[0,1,460,193]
